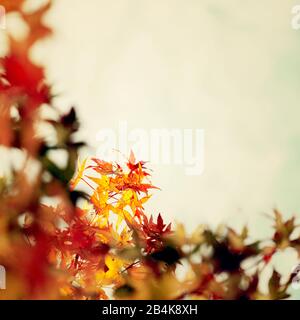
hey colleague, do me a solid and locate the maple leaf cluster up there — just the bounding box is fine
[0,0,300,300]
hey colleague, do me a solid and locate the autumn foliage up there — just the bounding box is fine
[0,0,300,300]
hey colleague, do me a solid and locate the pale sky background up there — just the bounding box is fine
[3,0,300,235]
[1,0,300,297]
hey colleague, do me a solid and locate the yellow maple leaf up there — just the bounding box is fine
[70,158,87,190]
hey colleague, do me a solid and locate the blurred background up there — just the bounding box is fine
[1,0,300,259]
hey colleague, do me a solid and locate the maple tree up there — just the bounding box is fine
[0,0,300,300]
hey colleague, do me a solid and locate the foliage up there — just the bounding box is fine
[0,0,299,300]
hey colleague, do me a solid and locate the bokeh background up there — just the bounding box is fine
[34,0,300,233]
[1,0,300,295]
